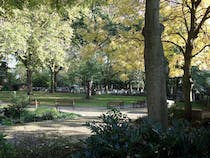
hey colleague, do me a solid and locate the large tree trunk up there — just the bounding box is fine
[183,42,193,120]
[26,68,33,95]
[143,0,168,128]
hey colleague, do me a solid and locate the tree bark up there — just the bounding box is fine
[183,41,193,120]
[105,81,109,94]
[86,79,93,99]
[50,70,55,93]
[54,71,58,93]
[26,68,33,95]
[143,0,168,128]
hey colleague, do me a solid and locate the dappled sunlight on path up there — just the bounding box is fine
[0,106,148,142]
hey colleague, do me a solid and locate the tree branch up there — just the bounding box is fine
[182,3,190,33]
[194,6,210,36]
[176,32,187,43]
[162,40,185,54]
[192,44,210,58]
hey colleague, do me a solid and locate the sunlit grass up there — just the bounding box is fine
[0,91,145,107]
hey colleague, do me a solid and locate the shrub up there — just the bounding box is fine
[74,109,133,158]
[13,135,80,158]
[21,107,80,123]
[0,133,16,158]
[3,92,29,119]
[74,109,210,158]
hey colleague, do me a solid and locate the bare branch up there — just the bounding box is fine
[162,40,185,54]
[176,32,187,43]
[195,0,201,9]
[184,0,192,11]
[194,6,210,36]
[182,3,189,32]
[192,44,210,58]
[126,37,144,43]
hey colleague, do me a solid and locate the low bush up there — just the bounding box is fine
[0,133,16,158]
[13,135,81,158]
[74,109,210,158]
[2,92,29,119]
[21,107,80,123]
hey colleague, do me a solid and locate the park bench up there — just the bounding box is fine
[107,101,124,109]
[132,100,146,108]
[55,99,75,111]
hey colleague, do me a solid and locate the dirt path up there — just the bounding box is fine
[0,106,147,142]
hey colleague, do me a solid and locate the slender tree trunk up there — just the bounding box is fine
[174,77,178,102]
[86,79,93,99]
[54,71,58,93]
[143,0,168,128]
[130,83,133,95]
[26,68,33,95]
[105,81,109,94]
[50,70,55,93]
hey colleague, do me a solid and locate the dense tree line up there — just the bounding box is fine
[0,0,210,125]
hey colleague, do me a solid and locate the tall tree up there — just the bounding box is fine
[143,0,168,128]
[0,7,43,94]
[39,8,73,93]
[162,0,210,120]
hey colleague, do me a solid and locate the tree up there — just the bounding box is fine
[0,60,8,87]
[39,7,76,93]
[78,57,102,99]
[71,3,113,96]
[162,0,210,120]
[143,0,168,128]
[72,0,145,94]
[0,7,43,94]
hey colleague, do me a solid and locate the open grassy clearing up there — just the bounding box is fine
[0,91,208,109]
[0,91,146,107]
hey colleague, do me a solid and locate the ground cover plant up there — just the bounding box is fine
[12,135,81,158]
[0,106,80,125]
[0,92,80,125]
[21,106,80,123]
[0,133,81,158]
[74,109,210,158]
[0,133,16,158]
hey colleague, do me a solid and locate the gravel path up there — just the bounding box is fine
[0,105,147,142]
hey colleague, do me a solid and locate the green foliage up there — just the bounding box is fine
[78,57,102,82]
[13,135,80,158]
[74,109,210,158]
[10,91,29,107]
[1,105,79,125]
[32,72,49,87]
[192,66,210,95]
[0,133,16,158]
[0,118,14,126]
[3,92,29,119]
[21,107,80,123]
[74,109,131,158]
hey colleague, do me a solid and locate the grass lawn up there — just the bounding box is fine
[0,91,145,107]
[175,101,208,110]
[1,91,207,109]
